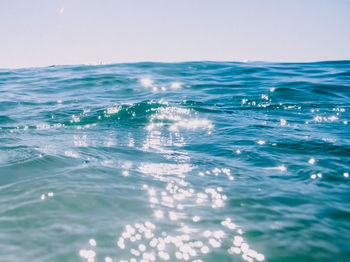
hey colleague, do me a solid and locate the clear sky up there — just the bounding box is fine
[1,0,350,68]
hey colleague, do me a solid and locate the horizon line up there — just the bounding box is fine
[1,59,350,70]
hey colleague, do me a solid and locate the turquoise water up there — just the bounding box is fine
[0,61,349,262]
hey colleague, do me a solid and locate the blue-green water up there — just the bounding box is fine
[0,61,349,262]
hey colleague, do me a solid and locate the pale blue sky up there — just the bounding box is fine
[1,0,350,68]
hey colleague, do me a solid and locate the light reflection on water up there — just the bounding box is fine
[78,101,265,262]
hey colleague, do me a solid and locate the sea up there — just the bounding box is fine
[0,61,349,262]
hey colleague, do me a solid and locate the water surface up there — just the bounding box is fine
[0,61,350,262]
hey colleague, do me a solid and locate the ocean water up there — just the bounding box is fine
[0,61,349,262]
